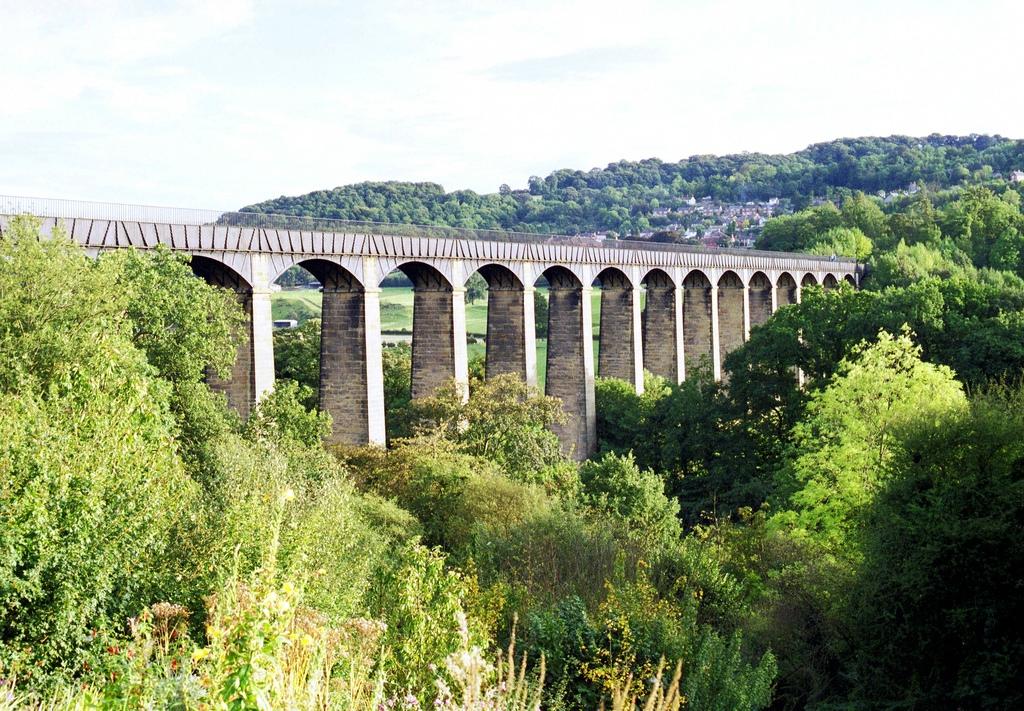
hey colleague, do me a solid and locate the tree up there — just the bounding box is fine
[534,289,549,337]
[578,452,681,547]
[840,191,887,241]
[406,374,567,483]
[807,226,872,260]
[0,217,197,675]
[273,318,321,408]
[466,272,487,305]
[97,246,245,385]
[845,387,1024,707]
[769,330,966,556]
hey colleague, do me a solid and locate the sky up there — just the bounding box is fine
[2,0,1023,209]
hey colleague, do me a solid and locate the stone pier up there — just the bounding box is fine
[776,272,798,308]
[748,271,773,331]
[545,267,596,459]
[313,258,385,445]
[481,265,536,385]
[682,270,714,378]
[641,269,679,382]
[193,256,260,418]
[597,269,643,392]
[717,271,746,373]
[408,264,467,400]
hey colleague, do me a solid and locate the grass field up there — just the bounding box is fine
[273,286,607,333]
[272,286,611,386]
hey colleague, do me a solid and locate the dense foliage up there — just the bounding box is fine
[6,144,1024,709]
[242,135,1024,236]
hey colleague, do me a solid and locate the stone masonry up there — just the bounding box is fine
[682,270,714,377]
[717,271,746,371]
[481,265,527,381]
[641,270,678,381]
[319,287,370,444]
[546,268,594,458]
[409,264,456,400]
[748,272,773,331]
[597,269,639,384]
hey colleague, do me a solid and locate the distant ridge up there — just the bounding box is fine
[242,134,1024,237]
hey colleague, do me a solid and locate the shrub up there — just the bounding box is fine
[365,544,487,703]
[578,452,681,548]
[0,218,198,678]
[407,375,567,484]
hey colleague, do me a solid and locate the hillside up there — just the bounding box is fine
[241,134,1024,237]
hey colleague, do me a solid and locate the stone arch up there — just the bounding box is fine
[540,265,584,289]
[268,255,365,289]
[474,263,524,290]
[717,270,745,371]
[191,255,252,292]
[844,274,857,287]
[748,271,773,331]
[293,258,363,291]
[395,260,453,291]
[539,265,593,459]
[776,272,798,308]
[641,268,679,382]
[801,273,818,287]
[286,259,379,445]
[823,273,839,290]
[593,266,633,289]
[682,269,713,379]
[526,262,588,290]
[191,256,259,418]
[472,264,529,383]
[640,267,676,288]
[381,261,458,400]
[372,257,454,289]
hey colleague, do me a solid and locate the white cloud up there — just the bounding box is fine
[1,0,1022,207]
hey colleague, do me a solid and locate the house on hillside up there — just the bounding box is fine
[1010,170,1024,183]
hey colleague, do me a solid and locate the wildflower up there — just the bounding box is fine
[192,648,211,661]
[301,634,314,647]
[281,487,296,502]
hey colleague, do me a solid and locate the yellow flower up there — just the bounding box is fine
[191,647,211,661]
[301,634,314,647]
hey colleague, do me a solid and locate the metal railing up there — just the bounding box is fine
[0,194,858,263]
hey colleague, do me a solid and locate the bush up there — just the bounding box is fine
[0,218,198,678]
[365,544,487,703]
[579,452,681,548]
[526,574,776,711]
[845,387,1024,708]
[407,374,567,484]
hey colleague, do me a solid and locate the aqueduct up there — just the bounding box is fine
[0,198,860,459]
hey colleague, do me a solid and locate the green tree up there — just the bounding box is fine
[578,452,681,547]
[534,289,549,337]
[770,330,966,556]
[272,318,321,407]
[0,218,197,676]
[466,272,487,305]
[807,226,872,261]
[845,387,1024,707]
[408,374,567,482]
[840,191,887,241]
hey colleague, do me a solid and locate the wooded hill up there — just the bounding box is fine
[242,134,1024,236]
